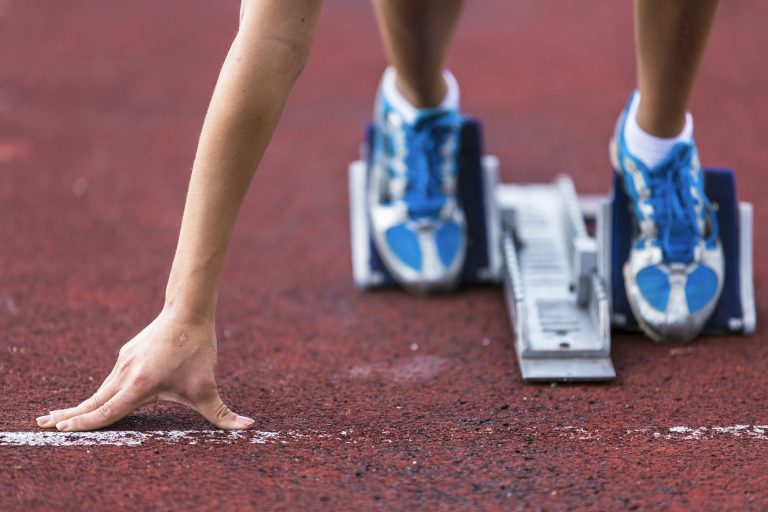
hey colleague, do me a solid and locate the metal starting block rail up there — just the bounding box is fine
[348,119,754,383]
[496,177,615,381]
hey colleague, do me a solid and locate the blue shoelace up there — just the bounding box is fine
[645,144,719,263]
[395,113,460,219]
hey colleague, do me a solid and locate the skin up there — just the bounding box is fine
[35,0,324,432]
[634,0,720,137]
[372,0,465,108]
[36,0,720,431]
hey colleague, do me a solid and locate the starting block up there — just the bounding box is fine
[349,119,755,382]
[595,170,756,336]
[497,177,614,381]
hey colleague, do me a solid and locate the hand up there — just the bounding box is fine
[35,310,254,431]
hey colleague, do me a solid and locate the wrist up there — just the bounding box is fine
[164,260,221,315]
[162,299,216,325]
[163,283,218,326]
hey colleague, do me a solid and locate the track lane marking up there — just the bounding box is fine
[556,425,768,441]
[0,430,284,446]
[2,425,768,446]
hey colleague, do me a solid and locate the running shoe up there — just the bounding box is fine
[610,91,724,342]
[367,74,467,293]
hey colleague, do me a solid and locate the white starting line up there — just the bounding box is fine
[2,425,768,447]
[0,430,286,447]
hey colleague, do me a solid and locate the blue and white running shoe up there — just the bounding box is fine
[367,76,467,293]
[610,92,724,343]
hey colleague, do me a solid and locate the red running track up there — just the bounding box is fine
[2,1,768,509]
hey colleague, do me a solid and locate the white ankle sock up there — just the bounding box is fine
[381,67,460,125]
[624,92,693,169]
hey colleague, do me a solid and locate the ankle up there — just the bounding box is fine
[394,75,448,109]
[382,67,460,124]
[624,92,693,168]
[635,109,688,139]
[634,92,689,138]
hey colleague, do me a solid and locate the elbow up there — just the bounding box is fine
[262,33,314,80]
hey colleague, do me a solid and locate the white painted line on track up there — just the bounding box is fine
[2,425,768,447]
[556,425,768,441]
[0,430,285,447]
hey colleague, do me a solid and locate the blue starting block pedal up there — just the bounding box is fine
[349,119,502,288]
[349,120,755,382]
[595,169,755,336]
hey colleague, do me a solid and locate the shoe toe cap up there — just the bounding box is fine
[384,223,422,272]
[631,262,722,343]
[636,265,671,312]
[435,220,464,268]
[381,219,466,292]
[685,265,720,314]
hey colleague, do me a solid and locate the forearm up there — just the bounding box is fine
[165,0,323,321]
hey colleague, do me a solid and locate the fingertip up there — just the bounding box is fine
[56,420,72,432]
[36,415,52,427]
[236,415,255,429]
[218,415,255,430]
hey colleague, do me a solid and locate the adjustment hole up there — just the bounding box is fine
[559,341,570,349]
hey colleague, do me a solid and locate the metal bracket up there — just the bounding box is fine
[496,176,615,381]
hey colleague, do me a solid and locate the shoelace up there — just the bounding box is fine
[396,113,459,219]
[645,144,719,263]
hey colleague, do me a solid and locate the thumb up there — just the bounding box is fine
[192,382,254,430]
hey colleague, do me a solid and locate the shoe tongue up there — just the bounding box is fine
[663,228,696,264]
[646,143,699,264]
[413,107,455,127]
[649,142,693,175]
[403,108,458,219]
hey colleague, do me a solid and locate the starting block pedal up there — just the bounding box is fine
[595,169,755,336]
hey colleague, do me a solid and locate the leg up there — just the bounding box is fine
[36,0,324,431]
[372,0,464,108]
[634,0,719,137]
[612,1,723,342]
[367,0,468,292]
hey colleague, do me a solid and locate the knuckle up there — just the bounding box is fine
[215,402,231,421]
[118,342,135,359]
[189,378,218,400]
[81,396,99,410]
[128,371,151,390]
[97,401,114,419]
[117,360,132,376]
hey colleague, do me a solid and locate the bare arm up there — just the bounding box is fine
[36,0,324,432]
[167,0,323,319]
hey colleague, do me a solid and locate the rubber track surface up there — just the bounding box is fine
[2,1,768,510]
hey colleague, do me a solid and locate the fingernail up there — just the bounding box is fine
[56,420,71,431]
[236,415,255,427]
[36,415,51,426]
